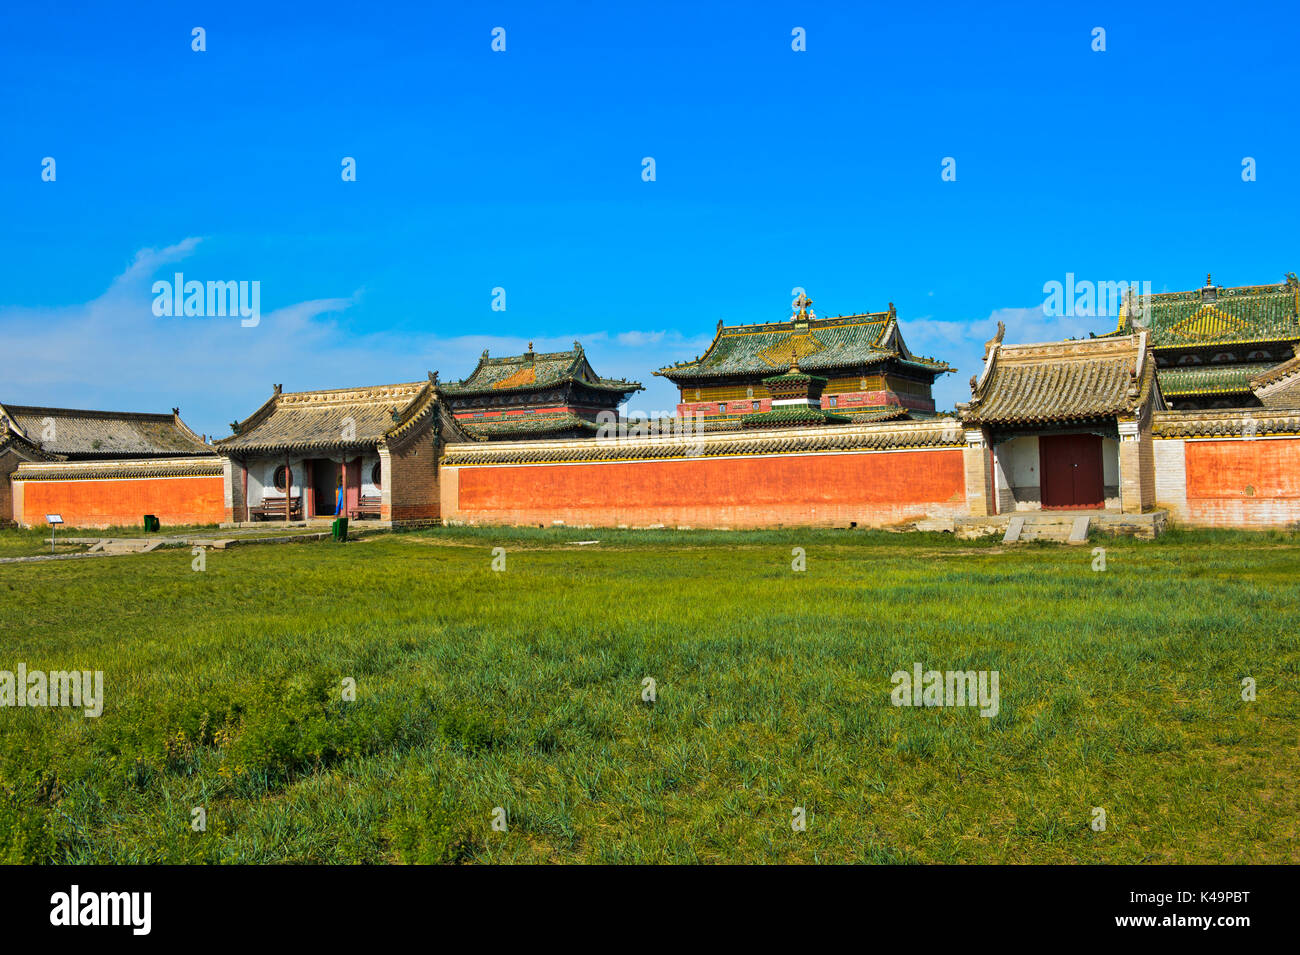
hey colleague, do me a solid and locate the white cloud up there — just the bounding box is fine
[0,244,705,436]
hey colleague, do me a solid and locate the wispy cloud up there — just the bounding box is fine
[5,241,1107,433]
[0,243,704,436]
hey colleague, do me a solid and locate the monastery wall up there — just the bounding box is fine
[439,421,968,529]
[1153,411,1300,528]
[11,457,225,529]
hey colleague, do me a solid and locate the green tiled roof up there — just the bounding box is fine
[1157,363,1274,396]
[657,310,953,381]
[740,406,850,427]
[1119,276,1300,348]
[442,343,641,397]
[460,411,601,440]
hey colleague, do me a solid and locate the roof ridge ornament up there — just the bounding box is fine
[982,320,1005,360]
[792,291,815,321]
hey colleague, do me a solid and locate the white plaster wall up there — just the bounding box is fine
[249,457,304,506]
[994,436,1041,511]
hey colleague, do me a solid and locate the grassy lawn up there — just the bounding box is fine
[1,525,1297,864]
[0,523,331,559]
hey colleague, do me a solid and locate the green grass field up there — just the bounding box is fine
[1,525,1297,864]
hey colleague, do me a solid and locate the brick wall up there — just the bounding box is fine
[388,432,440,523]
[1153,438,1188,520]
[17,474,225,529]
[1180,436,1300,528]
[442,446,967,528]
[0,451,19,526]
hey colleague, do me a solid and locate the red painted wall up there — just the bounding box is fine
[21,476,225,529]
[446,448,966,528]
[1184,438,1300,527]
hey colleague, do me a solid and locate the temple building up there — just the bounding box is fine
[740,361,849,429]
[439,342,643,440]
[1111,273,1300,410]
[216,376,472,525]
[958,328,1162,513]
[656,293,953,425]
[0,402,219,528]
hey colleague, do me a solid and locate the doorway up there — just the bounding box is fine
[312,459,340,516]
[1038,433,1104,509]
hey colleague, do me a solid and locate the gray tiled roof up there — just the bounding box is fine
[217,381,443,454]
[0,403,212,459]
[961,335,1159,425]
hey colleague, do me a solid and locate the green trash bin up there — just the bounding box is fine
[143,515,160,532]
[332,517,349,542]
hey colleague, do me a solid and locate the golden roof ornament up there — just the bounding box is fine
[792,292,815,320]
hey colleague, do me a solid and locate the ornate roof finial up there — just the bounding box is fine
[1206,272,1213,287]
[888,302,896,319]
[273,383,282,395]
[793,291,813,320]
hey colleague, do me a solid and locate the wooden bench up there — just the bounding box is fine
[348,493,382,520]
[249,498,302,521]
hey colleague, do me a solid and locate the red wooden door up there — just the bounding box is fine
[1039,434,1104,509]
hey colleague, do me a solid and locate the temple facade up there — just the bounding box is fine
[1113,273,1300,410]
[958,328,1162,513]
[216,376,471,525]
[656,294,953,425]
[439,342,642,440]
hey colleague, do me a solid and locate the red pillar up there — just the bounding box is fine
[305,459,315,517]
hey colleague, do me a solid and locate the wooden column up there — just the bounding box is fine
[340,457,348,518]
[240,462,248,522]
[285,454,291,522]
[305,459,315,517]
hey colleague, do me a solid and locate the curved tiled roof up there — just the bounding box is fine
[460,411,601,440]
[740,406,849,428]
[961,335,1160,425]
[656,309,953,382]
[0,402,212,459]
[1153,409,1300,438]
[441,343,642,398]
[12,456,223,482]
[1158,363,1274,396]
[1117,275,1300,347]
[440,418,965,467]
[1250,354,1300,391]
[217,380,442,454]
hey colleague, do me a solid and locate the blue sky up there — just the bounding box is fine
[1,0,1296,438]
